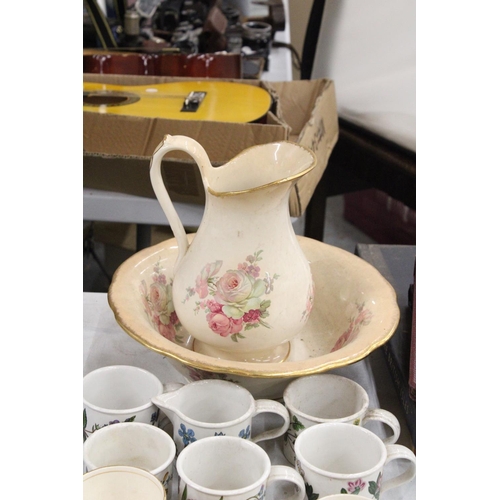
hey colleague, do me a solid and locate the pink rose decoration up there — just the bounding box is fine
[331,325,353,352]
[206,300,223,313]
[195,274,209,298]
[354,308,373,325]
[150,282,169,312]
[347,478,366,493]
[215,270,252,304]
[195,261,223,299]
[206,312,243,337]
[242,309,261,324]
[158,322,176,341]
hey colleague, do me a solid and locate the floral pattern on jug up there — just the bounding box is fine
[177,423,252,447]
[301,283,315,321]
[183,250,279,343]
[330,302,374,352]
[178,423,197,447]
[140,260,184,343]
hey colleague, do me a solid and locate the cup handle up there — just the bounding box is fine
[381,443,416,493]
[266,465,306,500]
[250,400,290,443]
[362,408,401,445]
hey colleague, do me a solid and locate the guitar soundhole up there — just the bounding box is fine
[83,91,140,107]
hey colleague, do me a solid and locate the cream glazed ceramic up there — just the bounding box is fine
[149,135,316,363]
[83,465,166,500]
[108,235,400,400]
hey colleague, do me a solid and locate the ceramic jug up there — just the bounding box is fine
[149,134,316,362]
[152,380,290,453]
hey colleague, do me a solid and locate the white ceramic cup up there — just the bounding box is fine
[282,374,401,463]
[83,422,176,499]
[176,435,306,500]
[83,465,166,500]
[152,379,290,452]
[83,365,164,442]
[294,422,416,499]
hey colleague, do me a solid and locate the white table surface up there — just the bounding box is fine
[83,291,416,499]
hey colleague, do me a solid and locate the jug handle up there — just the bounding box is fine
[149,134,214,273]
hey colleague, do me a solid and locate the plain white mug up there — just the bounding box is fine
[83,365,163,442]
[283,374,401,463]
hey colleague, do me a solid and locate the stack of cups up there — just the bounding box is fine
[282,374,416,498]
[83,365,174,498]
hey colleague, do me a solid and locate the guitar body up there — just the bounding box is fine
[83,81,272,123]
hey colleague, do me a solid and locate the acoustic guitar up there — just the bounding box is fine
[83,80,272,123]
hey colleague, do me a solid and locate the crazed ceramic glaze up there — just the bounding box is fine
[108,235,399,399]
[149,135,316,363]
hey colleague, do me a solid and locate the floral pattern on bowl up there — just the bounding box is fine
[330,302,374,353]
[140,260,184,343]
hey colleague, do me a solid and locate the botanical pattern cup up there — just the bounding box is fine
[283,374,401,464]
[152,379,290,453]
[176,435,306,500]
[83,365,163,442]
[294,422,416,499]
[83,465,166,500]
[83,422,176,499]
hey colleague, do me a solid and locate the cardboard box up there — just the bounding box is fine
[83,74,338,217]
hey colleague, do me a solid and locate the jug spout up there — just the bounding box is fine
[151,383,185,423]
